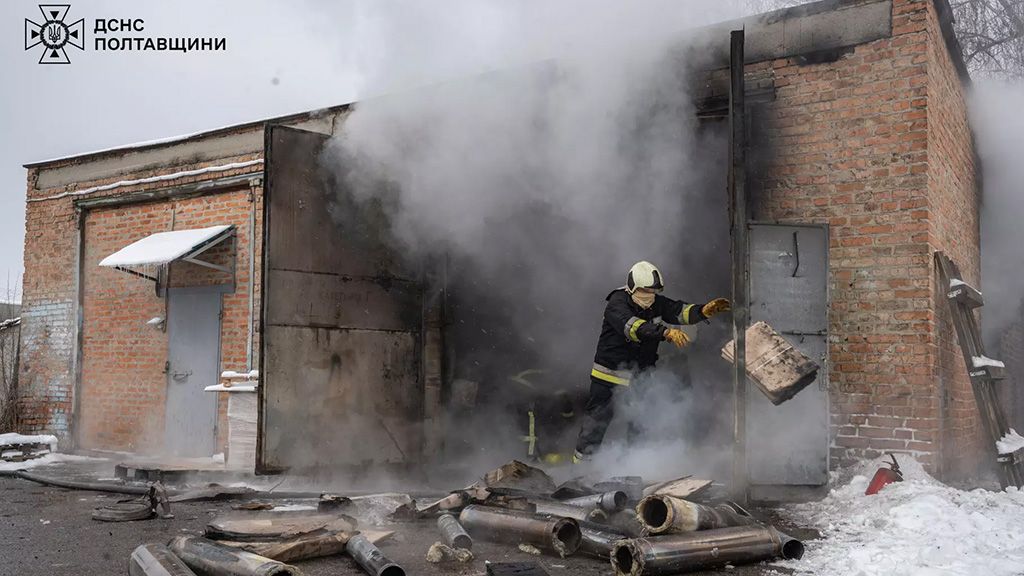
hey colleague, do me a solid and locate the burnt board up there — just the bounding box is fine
[258,125,423,472]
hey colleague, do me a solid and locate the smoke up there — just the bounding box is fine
[972,82,1024,345]
[319,0,748,481]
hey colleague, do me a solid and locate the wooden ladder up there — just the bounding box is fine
[935,252,1024,488]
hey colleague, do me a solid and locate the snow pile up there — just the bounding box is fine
[996,429,1024,455]
[0,433,58,452]
[0,452,102,472]
[780,456,1024,576]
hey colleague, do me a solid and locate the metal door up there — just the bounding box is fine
[259,125,423,472]
[165,286,223,456]
[747,223,829,486]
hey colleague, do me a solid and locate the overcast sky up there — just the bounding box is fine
[0,0,750,303]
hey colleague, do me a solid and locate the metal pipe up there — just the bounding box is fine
[637,495,759,534]
[610,525,804,576]
[345,533,406,576]
[437,513,473,550]
[606,509,646,538]
[563,491,627,512]
[168,536,302,576]
[578,520,629,559]
[533,500,607,523]
[246,178,258,371]
[459,505,582,557]
[128,544,198,576]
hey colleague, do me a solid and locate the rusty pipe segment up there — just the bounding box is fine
[637,495,760,534]
[532,500,608,523]
[128,544,198,576]
[345,533,406,576]
[168,536,302,576]
[577,520,630,559]
[610,525,804,576]
[563,490,628,512]
[459,505,582,557]
[437,513,473,550]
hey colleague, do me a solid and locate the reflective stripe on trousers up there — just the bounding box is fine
[590,363,632,386]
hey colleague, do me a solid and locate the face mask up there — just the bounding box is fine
[631,290,656,309]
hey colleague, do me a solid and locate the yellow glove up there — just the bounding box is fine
[664,328,690,349]
[701,298,731,318]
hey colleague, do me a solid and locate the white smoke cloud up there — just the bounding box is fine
[320,0,753,477]
[972,82,1024,344]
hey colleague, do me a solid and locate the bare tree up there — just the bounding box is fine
[0,274,20,432]
[951,0,1024,78]
[746,0,1024,78]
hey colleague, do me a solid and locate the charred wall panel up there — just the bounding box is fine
[259,125,423,472]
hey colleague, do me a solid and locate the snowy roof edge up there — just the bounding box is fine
[24,102,351,168]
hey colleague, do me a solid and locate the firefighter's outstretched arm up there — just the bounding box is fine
[661,296,731,325]
[605,291,665,343]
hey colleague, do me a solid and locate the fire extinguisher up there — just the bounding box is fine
[865,453,903,495]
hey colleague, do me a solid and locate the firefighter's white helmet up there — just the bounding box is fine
[626,261,664,293]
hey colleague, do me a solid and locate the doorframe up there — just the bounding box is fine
[746,221,831,500]
[164,283,232,455]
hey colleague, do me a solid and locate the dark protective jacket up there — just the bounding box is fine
[591,288,707,386]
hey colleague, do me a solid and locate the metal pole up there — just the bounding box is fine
[729,29,749,503]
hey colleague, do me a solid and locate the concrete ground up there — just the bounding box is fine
[0,459,815,575]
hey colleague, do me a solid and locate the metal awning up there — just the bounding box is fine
[99,225,235,281]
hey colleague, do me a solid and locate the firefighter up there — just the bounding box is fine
[572,261,731,462]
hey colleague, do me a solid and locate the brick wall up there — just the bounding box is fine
[18,181,82,441]
[923,0,983,478]
[752,0,977,475]
[78,188,261,452]
[19,148,262,454]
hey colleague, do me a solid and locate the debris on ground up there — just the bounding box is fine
[518,543,542,555]
[205,512,356,541]
[636,495,757,533]
[486,560,550,576]
[93,482,173,522]
[169,535,303,576]
[610,525,804,575]
[460,504,582,557]
[425,541,473,563]
[318,493,353,512]
[641,476,713,500]
[129,543,199,576]
[346,533,406,576]
[232,501,275,511]
[169,484,258,503]
[436,512,473,549]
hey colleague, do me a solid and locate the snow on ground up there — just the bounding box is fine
[0,452,104,472]
[0,433,58,452]
[777,456,1024,576]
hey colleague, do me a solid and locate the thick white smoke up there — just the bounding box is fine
[972,82,1024,345]
[321,0,752,480]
